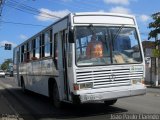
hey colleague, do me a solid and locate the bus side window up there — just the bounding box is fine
[17,51,20,63]
[21,45,24,62]
[35,36,40,59]
[41,34,45,58]
[26,42,30,62]
[32,39,36,60]
[54,33,58,69]
[50,29,53,56]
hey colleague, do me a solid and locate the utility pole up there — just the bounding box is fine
[0,0,4,16]
[155,34,159,86]
[0,0,5,18]
[155,13,160,86]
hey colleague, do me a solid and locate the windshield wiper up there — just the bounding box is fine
[112,25,124,41]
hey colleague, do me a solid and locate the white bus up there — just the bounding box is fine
[13,12,146,108]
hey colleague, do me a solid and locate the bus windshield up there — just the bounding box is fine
[75,26,142,66]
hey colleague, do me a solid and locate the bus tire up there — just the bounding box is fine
[104,99,117,106]
[53,83,62,108]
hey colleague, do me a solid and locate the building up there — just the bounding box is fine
[142,40,160,85]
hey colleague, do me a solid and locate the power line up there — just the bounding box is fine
[5,0,61,19]
[6,4,44,17]
[4,0,28,17]
[0,20,47,27]
[5,4,59,20]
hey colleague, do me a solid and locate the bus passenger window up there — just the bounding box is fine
[54,33,58,69]
[26,42,30,62]
[45,31,51,57]
[21,45,24,62]
[50,29,53,56]
[31,39,37,60]
[39,34,45,58]
[35,37,40,59]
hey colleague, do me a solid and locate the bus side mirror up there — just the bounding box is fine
[68,29,74,43]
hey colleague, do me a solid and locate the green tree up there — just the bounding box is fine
[148,12,160,41]
[148,12,160,57]
[148,12,160,86]
[1,60,11,71]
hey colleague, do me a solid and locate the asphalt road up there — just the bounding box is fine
[0,77,160,120]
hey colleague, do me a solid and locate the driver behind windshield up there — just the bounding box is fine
[86,34,103,59]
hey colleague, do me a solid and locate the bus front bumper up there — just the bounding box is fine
[78,88,146,103]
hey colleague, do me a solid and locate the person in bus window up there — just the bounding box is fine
[86,35,103,59]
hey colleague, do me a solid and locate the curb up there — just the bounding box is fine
[145,85,160,89]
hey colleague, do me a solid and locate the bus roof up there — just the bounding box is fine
[73,12,135,18]
[14,12,135,49]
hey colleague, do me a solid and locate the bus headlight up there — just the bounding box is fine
[80,82,93,89]
[132,79,143,85]
[74,82,93,90]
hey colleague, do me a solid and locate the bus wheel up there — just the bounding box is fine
[104,99,117,106]
[53,83,62,108]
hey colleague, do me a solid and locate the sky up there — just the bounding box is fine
[0,0,159,64]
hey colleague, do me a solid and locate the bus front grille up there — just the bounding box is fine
[76,67,143,88]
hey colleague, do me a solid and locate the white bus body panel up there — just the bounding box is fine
[73,64,146,102]
[74,15,135,25]
[18,18,68,98]
[20,59,58,96]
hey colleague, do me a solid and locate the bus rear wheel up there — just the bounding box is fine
[104,99,117,106]
[53,83,62,108]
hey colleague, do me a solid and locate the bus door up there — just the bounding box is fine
[54,30,69,101]
[62,30,69,100]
